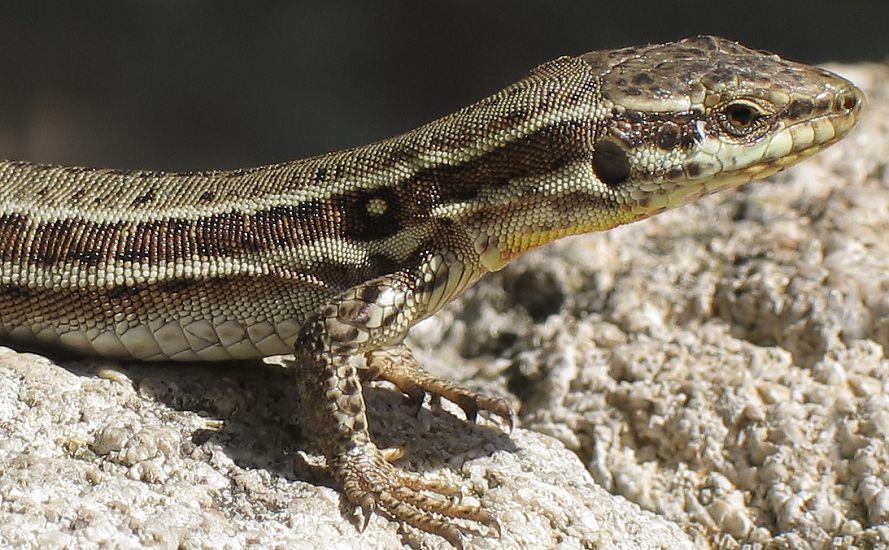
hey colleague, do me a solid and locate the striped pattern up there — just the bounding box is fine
[0,37,864,361]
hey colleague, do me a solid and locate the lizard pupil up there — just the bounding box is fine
[592,139,631,185]
[726,103,757,128]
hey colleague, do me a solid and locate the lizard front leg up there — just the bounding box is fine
[293,271,501,546]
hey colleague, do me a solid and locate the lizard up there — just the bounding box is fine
[0,36,863,546]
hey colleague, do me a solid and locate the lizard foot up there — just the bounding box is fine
[366,346,515,431]
[336,441,500,548]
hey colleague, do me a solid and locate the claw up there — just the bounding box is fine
[477,396,515,432]
[404,386,426,416]
[440,525,466,550]
[504,408,517,434]
[380,446,405,462]
[359,495,375,532]
[456,396,479,424]
[478,511,502,537]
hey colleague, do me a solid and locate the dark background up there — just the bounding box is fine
[0,1,885,171]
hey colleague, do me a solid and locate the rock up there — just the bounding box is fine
[0,349,691,549]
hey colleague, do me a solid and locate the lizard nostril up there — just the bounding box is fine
[835,90,858,112]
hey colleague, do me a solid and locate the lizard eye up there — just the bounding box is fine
[726,103,758,128]
[718,100,769,137]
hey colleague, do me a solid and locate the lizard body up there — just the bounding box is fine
[0,37,863,545]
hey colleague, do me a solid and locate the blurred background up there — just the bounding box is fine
[0,1,885,171]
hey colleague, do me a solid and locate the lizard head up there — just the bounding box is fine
[585,35,864,213]
[449,36,863,270]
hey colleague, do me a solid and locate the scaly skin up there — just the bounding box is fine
[0,37,863,545]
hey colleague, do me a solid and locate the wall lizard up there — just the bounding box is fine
[0,36,863,546]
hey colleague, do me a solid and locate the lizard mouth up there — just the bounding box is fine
[715,82,863,184]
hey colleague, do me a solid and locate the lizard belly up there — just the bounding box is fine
[0,273,330,360]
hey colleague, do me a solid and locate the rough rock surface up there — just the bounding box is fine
[1,62,887,549]
[415,63,889,549]
[0,350,689,549]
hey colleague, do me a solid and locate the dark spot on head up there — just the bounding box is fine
[666,167,684,179]
[687,60,711,74]
[593,139,630,186]
[784,99,814,120]
[631,72,653,85]
[656,122,680,150]
[649,86,670,98]
[708,67,735,84]
[686,162,702,177]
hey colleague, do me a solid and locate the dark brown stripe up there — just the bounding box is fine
[461,189,624,239]
[417,119,593,203]
[0,284,32,299]
[0,119,592,269]
[0,214,28,265]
